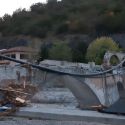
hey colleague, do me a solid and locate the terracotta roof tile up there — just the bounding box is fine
[1,46,38,54]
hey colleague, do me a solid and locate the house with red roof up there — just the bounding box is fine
[0,46,38,66]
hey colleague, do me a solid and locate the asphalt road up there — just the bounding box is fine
[0,117,110,125]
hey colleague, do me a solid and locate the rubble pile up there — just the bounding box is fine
[0,83,38,116]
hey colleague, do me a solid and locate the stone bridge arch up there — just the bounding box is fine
[104,51,125,65]
[63,75,101,109]
[35,71,101,109]
[36,71,120,109]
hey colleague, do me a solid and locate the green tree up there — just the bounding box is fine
[86,37,120,64]
[39,42,52,61]
[69,40,88,62]
[49,42,72,61]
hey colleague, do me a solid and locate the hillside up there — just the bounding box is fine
[0,0,125,38]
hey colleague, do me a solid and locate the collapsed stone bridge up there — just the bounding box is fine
[0,55,125,109]
[37,70,124,109]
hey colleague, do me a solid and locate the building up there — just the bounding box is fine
[0,46,38,66]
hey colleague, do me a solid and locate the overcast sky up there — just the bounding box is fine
[0,0,47,17]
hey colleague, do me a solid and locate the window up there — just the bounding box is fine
[20,54,28,59]
[11,54,16,58]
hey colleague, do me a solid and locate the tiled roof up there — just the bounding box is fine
[0,46,38,54]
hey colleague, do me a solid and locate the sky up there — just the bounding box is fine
[0,0,47,17]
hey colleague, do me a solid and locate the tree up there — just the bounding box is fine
[86,37,120,64]
[30,3,45,14]
[1,0,125,37]
[69,38,88,62]
[39,42,52,61]
[49,41,72,61]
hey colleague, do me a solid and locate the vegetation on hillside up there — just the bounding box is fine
[0,0,125,38]
[39,39,88,62]
[49,41,72,61]
[86,37,120,64]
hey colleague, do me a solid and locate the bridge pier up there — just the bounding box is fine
[63,75,101,109]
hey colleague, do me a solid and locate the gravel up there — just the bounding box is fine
[31,88,78,106]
